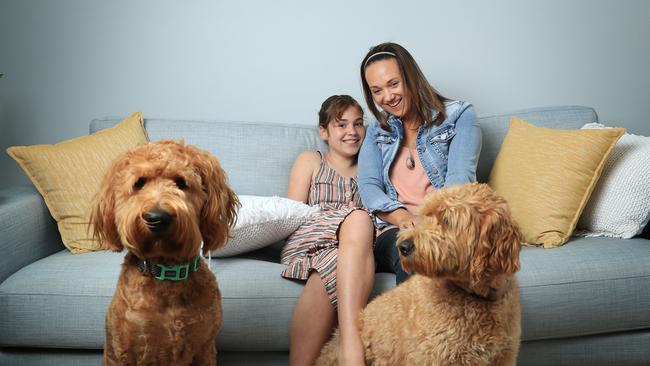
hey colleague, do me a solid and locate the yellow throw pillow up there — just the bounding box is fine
[6,112,149,253]
[488,117,624,248]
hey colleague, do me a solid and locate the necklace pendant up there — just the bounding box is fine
[406,156,415,170]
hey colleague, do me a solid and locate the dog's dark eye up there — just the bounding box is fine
[175,177,187,190]
[441,214,450,227]
[134,177,146,190]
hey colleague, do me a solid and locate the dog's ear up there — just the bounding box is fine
[192,148,239,254]
[471,200,522,284]
[488,203,522,275]
[90,158,124,252]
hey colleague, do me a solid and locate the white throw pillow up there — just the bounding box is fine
[575,123,650,238]
[210,195,319,257]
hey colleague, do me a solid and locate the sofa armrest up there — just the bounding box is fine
[0,185,63,283]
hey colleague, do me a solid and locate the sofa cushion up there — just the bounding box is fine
[577,123,650,238]
[1,237,649,350]
[517,236,650,340]
[476,105,598,183]
[0,250,117,348]
[211,195,319,257]
[0,249,393,351]
[488,118,624,248]
[6,113,149,253]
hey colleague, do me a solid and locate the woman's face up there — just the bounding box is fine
[364,58,412,120]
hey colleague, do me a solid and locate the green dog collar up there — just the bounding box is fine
[135,254,201,281]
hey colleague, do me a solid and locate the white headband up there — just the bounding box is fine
[364,51,397,68]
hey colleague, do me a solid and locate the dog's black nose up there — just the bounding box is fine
[143,208,172,232]
[398,239,415,257]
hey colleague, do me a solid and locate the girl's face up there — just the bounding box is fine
[364,58,412,121]
[319,105,365,159]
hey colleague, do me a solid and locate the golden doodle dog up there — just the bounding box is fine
[91,140,238,365]
[317,183,523,366]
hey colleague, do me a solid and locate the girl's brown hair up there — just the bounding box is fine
[360,42,447,130]
[318,95,363,129]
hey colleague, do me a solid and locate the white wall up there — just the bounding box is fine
[1,0,649,188]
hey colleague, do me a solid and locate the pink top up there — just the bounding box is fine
[389,147,435,214]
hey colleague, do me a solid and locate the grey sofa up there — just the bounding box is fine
[1,106,649,366]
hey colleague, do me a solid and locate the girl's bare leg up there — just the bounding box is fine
[289,272,336,366]
[336,211,375,365]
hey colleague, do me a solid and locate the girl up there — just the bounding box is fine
[358,42,482,284]
[281,95,374,366]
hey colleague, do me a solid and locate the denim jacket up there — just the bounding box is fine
[358,100,482,228]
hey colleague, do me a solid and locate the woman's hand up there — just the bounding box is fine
[397,214,420,229]
[377,208,419,229]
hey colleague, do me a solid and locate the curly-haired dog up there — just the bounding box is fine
[91,140,238,366]
[317,183,522,366]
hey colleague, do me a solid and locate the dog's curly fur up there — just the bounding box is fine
[91,140,238,366]
[317,183,523,366]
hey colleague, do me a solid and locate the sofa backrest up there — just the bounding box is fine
[91,105,597,196]
[90,118,327,196]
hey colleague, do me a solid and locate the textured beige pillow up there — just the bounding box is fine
[488,117,624,248]
[7,112,149,253]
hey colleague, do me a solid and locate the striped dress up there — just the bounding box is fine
[281,152,366,307]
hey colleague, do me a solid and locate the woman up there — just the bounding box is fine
[358,42,482,284]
